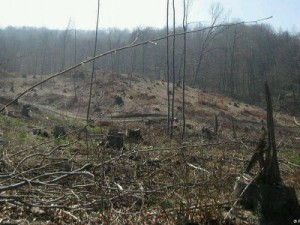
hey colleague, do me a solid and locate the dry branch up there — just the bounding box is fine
[187,163,210,174]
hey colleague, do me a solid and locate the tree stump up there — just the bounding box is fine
[32,128,49,138]
[201,127,213,140]
[115,96,124,106]
[21,104,31,117]
[127,128,143,142]
[105,129,124,150]
[53,126,66,138]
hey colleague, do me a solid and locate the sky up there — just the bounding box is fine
[0,0,299,32]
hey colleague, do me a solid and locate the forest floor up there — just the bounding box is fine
[0,70,299,224]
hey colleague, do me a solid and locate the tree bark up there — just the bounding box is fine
[166,0,171,136]
[182,0,187,140]
[263,82,281,184]
[170,0,176,138]
[86,0,101,123]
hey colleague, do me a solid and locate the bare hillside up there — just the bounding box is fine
[3,70,298,138]
[0,71,300,224]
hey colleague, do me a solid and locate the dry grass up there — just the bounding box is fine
[0,71,300,224]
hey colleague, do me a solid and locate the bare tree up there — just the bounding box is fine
[166,0,171,135]
[73,25,78,101]
[181,0,192,140]
[108,30,114,72]
[228,25,238,97]
[128,30,139,86]
[61,19,72,70]
[170,0,176,138]
[142,32,147,75]
[192,3,224,87]
[86,0,101,123]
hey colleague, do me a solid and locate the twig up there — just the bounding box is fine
[114,182,124,192]
[287,161,300,168]
[59,209,81,223]
[187,163,210,174]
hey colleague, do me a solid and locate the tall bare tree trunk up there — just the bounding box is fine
[264,82,281,184]
[73,28,78,101]
[86,0,100,123]
[166,0,171,135]
[222,26,229,93]
[182,0,187,140]
[142,42,146,76]
[170,0,176,138]
[74,28,77,65]
[61,19,71,71]
[192,3,223,88]
[108,31,114,72]
[229,25,237,97]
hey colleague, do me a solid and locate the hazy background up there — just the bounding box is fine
[0,0,299,32]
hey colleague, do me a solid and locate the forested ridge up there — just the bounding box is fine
[1,23,300,114]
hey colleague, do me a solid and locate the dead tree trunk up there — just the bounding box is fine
[262,82,281,184]
[166,0,171,136]
[234,82,300,225]
[170,0,176,138]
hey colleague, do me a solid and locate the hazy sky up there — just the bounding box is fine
[0,0,299,32]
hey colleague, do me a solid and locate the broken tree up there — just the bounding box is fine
[234,82,300,225]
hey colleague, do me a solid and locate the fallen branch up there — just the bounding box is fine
[287,161,300,169]
[58,209,81,223]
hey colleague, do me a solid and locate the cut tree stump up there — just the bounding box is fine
[233,82,300,225]
[105,129,124,150]
[53,126,66,138]
[127,128,143,142]
[115,96,124,106]
[21,104,31,117]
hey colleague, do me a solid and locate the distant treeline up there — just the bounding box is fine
[0,24,299,114]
